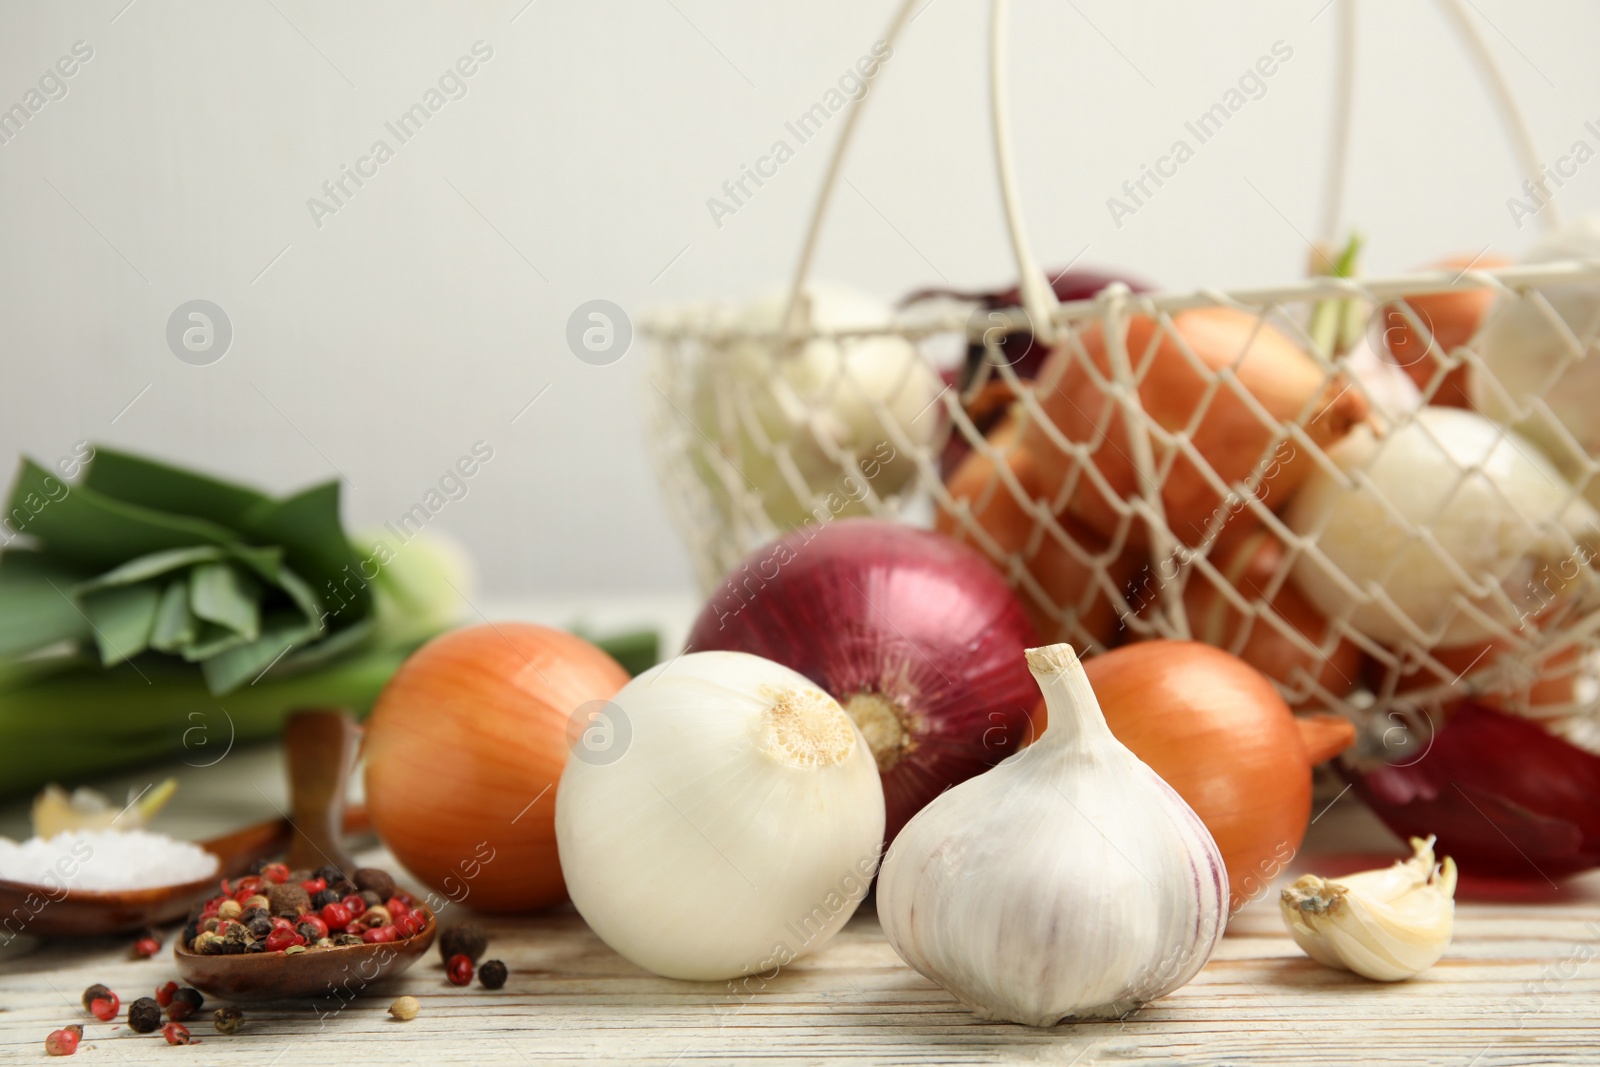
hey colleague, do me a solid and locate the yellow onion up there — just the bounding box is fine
[1022,307,1368,546]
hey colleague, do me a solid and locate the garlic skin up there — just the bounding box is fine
[876,643,1228,1027]
[1286,406,1600,647]
[1279,836,1457,982]
[555,651,885,981]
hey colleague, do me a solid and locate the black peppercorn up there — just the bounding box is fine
[212,1006,245,1035]
[80,984,113,1011]
[439,924,489,963]
[312,888,341,909]
[248,858,269,875]
[246,916,274,940]
[166,987,204,1022]
[330,879,358,898]
[359,889,384,908]
[181,919,200,945]
[335,933,365,947]
[478,959,508,990]
[314,864,345,885]
[267,883,311,918]
[296,922,322,943]
[353,867,396,899]
[246,940,266,953]
[240,905,268,923]
[127,997,162,1033]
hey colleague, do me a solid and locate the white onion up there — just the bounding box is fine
[555,650,885,981]
[1471,212,1600,489]
[1286,407,1600,646]
[690,282,940,529]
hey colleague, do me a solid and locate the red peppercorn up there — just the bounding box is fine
[263,927,302,953]
[361,925,397,944]
[341,894,367,918]
[162,1022,195,1045]
[321,902,352,931]
[199,899,221,921]
[45,1028,80,1056]
[391,912,421,938]
[446,953,474,986]
[270,916,294,931]
[298,913,329,939]
[385,896,410,918]
[261,862,290,885]
[89,993,120,1021]
[155,981,178,1007]
[300,877,327,895]
[235,875,264,895]
[132,935,161,959]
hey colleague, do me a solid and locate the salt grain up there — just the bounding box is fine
[0,829,218,890]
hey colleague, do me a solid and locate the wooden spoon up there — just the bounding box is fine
[173,709,436,1001]
[0,707,376,939]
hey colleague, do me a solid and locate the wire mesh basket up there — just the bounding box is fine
[643,0,1600,761]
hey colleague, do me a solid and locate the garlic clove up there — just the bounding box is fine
[1279,836,1457,982]
[877,643,1228,1026]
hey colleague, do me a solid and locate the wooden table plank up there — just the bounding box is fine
[3,747,1599,1064]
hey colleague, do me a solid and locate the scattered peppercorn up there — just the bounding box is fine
[80,985,113,1012]
[354,867,396,899]
[90,994,120,1022]
[131,932,162,959]
[478,959,508,990]
[388,996,420,1022]
[155,981,179,1008]
[266,883,310,919]
[45,1028,80,1056]
[127,997,162,1033]
[439,924,489,963]
[162,1022,195,1045]
[166,987,204,1022]
[446,953,474,986]
[212,1006,244,1035]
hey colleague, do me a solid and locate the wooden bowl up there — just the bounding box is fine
[173,907,436,1002]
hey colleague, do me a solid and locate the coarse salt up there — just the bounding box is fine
[0,829,217,891]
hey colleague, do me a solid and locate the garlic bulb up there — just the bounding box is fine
[554,650,885,981]
[876,643,1228,1027]
[1471,212,1600,493]
[1279,836,1457,981]
[690,281,941,530]
[1286,406,1600,647]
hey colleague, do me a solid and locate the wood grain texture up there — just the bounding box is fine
[4,859,1600,1066]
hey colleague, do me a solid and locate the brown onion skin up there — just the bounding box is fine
[1022,307,1369,546]
[1082,640,1325,911]
[364,624,629,913]
[686,519,1042,847]
[1380,254,1511,408]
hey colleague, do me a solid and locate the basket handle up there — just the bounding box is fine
[1321,0,1559,243]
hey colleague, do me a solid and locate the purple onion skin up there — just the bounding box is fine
[1347,702,1600,880]
[686,519,1043,847]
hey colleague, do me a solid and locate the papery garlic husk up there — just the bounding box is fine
[555,650,886,981]
[876,643,1228,1027]
[1279,835,1457,981]
[690,281,941,530]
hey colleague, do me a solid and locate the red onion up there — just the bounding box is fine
[686,519,1042,846]
[1347,702,1600,879]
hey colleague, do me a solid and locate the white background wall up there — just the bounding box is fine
[1,0,1596,598]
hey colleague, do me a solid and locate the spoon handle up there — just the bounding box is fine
[284,709,362,876]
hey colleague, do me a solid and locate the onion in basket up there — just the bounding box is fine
[689,281,942,530]
[938,414,1138,651]
[1471,213,1600,493]
[1021,306,1369,546]
[1285,406,1600,647]
[1378,253,1510,409]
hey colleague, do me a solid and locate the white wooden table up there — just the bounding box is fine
[3,595,1598,1064]
[3,747,1597,1066]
